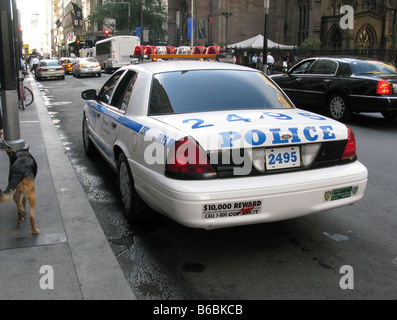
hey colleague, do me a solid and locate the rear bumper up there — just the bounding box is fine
[37,71,65,78]
[349,94,397,112]
[132,160,368,229]
[78,67,101,75]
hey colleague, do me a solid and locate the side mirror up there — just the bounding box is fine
[82,89,97,100]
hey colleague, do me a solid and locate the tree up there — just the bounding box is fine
[89,0,167,43]
[300,38,322,49]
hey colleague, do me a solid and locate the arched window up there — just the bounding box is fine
[356,26,377,50]
[298,0,310,45]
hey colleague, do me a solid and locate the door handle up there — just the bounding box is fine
[296,78,302,82]
[324,79,333,83]
[111,122,117,129]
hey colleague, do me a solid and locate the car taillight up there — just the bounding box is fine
[376,80,392,95]
[60,66,64,70]
[165,137,217,180]
[78,64,83,68]
[341,127,357,162]
[67,64,72,67]
[97,63,101,66]
[39,68,43,72]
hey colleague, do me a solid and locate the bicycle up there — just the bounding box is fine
[17,74,34,110]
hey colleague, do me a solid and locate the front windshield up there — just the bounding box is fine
[149,69,294,115]
[351,61,397,75]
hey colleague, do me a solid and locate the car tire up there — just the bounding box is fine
[327,93,351,122]
[117,152,149,222]
[97,72,101,77]
[82,116,96,157]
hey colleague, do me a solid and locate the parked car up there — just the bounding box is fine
[72,57,101,78]
[35,59,65,81]
[270,57,397,122]
[62,58,77,74]
[81,61,367,229]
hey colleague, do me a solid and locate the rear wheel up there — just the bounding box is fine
[117,152,149,222]
[327,93,351,122]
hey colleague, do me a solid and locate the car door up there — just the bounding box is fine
[99,70,138,162]
[273,59,316,107]
[94,69,126,162]
[299,59,339,109]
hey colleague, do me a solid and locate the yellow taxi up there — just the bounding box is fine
[62,58,77,75]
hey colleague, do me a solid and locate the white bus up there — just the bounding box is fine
[95,36,140,73]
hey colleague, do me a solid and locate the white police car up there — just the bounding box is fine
[81,60,368,229]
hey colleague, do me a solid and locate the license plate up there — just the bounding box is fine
[49,69,55,72]
[87,68,94,71]
[393,84,397,93]
[265,147,300,170]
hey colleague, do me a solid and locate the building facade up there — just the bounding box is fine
[38,0,397,57]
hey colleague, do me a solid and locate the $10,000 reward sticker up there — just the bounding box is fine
[202,201,262,219]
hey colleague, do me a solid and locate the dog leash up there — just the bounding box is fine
[0,138,13,150]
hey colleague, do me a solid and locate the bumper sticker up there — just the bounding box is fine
[324,186,358,202]
[202,201,262,219]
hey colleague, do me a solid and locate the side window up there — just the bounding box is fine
[337,62,352,77]
[309,60,338,75]
[120,74,138,112]
[110,71,138,111]
[290,60,315,74]
[97,70,125,104]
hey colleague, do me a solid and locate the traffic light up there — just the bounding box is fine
[105,29,109,37]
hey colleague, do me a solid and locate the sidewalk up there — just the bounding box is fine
[0,76,136,300]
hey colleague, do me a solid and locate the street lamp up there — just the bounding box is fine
[263,0,270,72]
[221,11,233,51]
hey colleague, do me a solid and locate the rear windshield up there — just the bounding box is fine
[148,69,294,115]
[40,60,61,67]
[351,61,397,75]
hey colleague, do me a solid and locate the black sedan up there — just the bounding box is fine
[270,57,397,122]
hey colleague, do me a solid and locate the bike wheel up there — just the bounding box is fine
[24,86,34,106]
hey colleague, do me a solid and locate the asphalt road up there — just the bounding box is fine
[32,72,397,300]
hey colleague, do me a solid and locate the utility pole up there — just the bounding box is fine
[0,0,24,149]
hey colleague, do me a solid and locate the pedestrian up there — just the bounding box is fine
[257,52,264,71]
[30,56,39,74]
[267,52,275,75]
[0,108,4,139]
[252,53,258,69]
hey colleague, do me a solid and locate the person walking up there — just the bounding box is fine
[267,52,275,75]
[252,53,258,69]
[257,52,264,71]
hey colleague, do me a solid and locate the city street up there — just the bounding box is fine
[31,72,397,300]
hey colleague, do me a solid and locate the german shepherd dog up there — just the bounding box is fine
[0,144,39,235]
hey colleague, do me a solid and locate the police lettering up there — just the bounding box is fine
[220,126,336,147]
